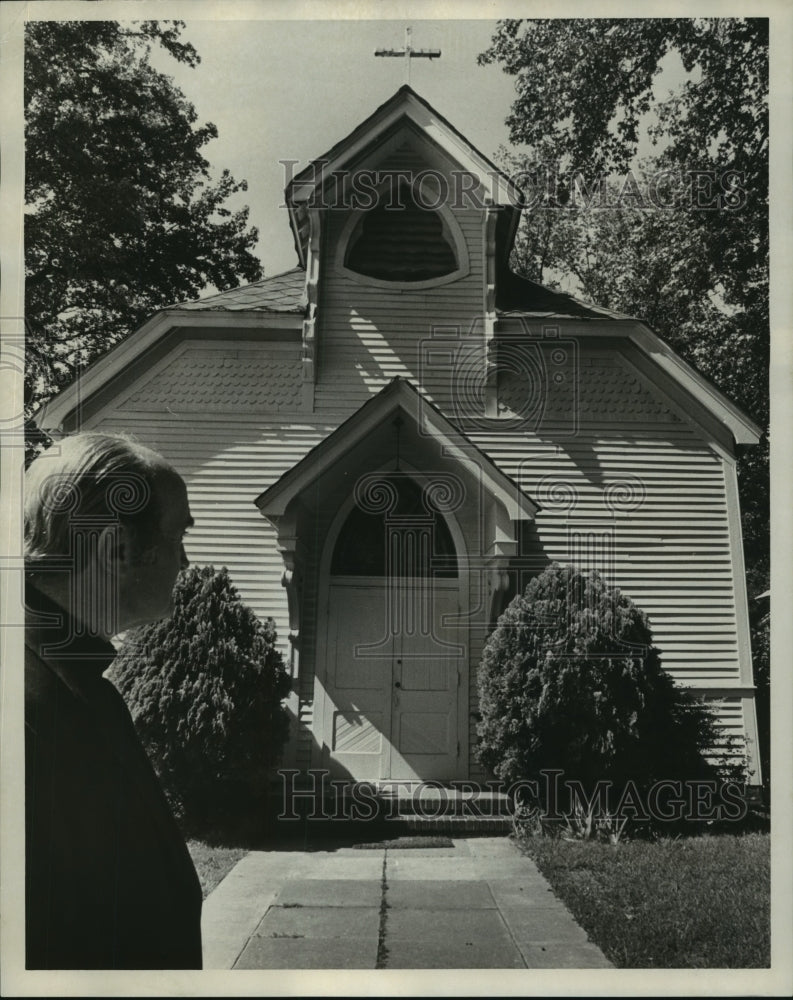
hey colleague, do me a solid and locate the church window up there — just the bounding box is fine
[331,475,458,577]
[345,187,458,282]
[337,179,469,289]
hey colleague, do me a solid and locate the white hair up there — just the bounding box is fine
[25,432,176,563]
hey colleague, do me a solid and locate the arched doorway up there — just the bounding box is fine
[318,472,467,781]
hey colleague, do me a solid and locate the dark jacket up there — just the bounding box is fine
[25,580,203,969]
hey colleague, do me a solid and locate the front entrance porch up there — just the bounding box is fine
[254,378,538,785]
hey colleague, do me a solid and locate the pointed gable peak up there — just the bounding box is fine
[286,85,520,206]
[285,86,522,267]
[255,377,538,523]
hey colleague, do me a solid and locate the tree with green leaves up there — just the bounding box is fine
[480,18,768,313]
[25,20,263,413]
[482,19,768,575]
[480,17,768,402]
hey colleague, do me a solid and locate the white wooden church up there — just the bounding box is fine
[38,86,762,786]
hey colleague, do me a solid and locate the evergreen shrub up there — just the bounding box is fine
[110,565,291,829]
[476,564,744,810]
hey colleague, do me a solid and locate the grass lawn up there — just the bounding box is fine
[519,831,770,968]
[187,840,248,899]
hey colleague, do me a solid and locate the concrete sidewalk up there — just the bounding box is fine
[201,837,612,970]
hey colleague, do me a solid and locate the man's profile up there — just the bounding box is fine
[24,432,202,969]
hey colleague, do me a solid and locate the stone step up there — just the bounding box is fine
[393,813,514,834]
[271,781,516,833]
[267,813,515,840]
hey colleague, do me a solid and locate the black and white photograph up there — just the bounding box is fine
[1,0,791,995]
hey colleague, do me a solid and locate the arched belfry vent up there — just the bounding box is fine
[345,183,458,282]
[331,473,458,578]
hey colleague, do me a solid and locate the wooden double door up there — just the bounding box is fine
[322,578,465,780]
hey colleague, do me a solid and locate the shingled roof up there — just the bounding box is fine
[36,260,762,445]
[176,267,306,313]
[173,263,626,322]
[495,268,632,321]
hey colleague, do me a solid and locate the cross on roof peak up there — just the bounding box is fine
[374,26,441,85]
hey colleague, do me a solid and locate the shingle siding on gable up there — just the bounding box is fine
[500,351,678,423]
[124,348,303,412]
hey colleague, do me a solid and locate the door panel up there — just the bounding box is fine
[324,580,463,780]
[325,584,393,779]
[389,583,461,780]
[332,711,384,755]
[397,713,449,754]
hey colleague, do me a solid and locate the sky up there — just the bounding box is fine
[145,14,691,284]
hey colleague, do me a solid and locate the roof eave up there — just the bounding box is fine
[255,378,539,521]
[284,86,523,258]
[631,321,763,446]
[35,307,304,431]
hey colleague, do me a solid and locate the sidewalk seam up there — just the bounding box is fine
[228,904,268,970]
[486,880,529,969]
[375,849,389,969]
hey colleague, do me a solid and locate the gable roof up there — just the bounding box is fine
[32,82,762,448]
[285,84,523,268]
[255,377,539,522]
[495,268,631,321]
[34,263,762,445]
[174,268,305,313]
[161,264,624,322]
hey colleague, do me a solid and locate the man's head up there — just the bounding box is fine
[25,432,193,633]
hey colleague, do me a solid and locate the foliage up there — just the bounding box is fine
[748,594,770,801]
[512,797,629,846]
[518,833,770,968]
[476,564,742,796]
[481,18,769,590]
[110,565,291,829]
[24,410,52,469]
[480,18,768,309]
[24,20,263,413]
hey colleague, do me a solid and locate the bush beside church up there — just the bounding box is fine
[110,564,291,831]
[476,563,747,818]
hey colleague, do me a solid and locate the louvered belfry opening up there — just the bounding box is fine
[344,183,458,282]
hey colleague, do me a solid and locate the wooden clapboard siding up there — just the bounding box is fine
[87,321,752,779]
[295,529,322,771]
[702,695,748,764]
[463,340,748,769]
[467,454,741,685]
[315,204,485,414]
[92,411,328,638]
